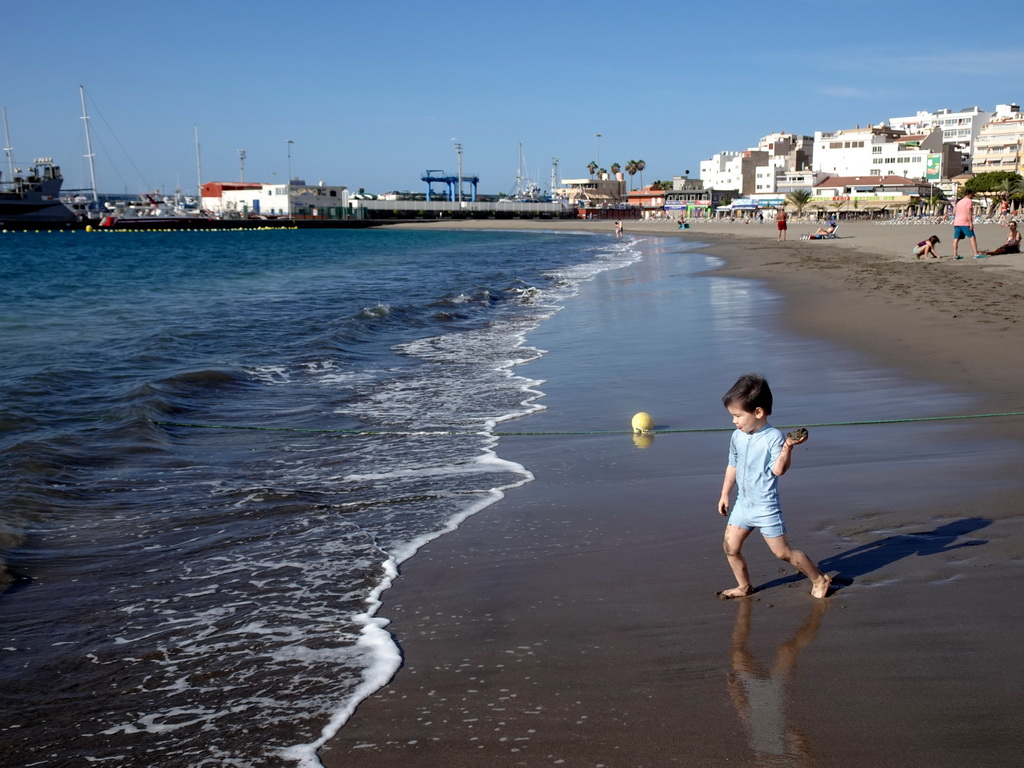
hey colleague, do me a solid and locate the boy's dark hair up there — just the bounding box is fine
[722,373,773,415]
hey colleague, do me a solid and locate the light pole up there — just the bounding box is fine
[595,133,602,169]
[237,149,246,182]
[452,139,463,203]
[286,139,294,183]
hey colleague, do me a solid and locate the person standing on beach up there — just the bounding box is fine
[614,220,623,238]
[716,374,831,599]
[952,190,980,259]
[776,207,788,241]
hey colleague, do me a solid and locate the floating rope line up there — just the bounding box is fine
[149,410,1024,437]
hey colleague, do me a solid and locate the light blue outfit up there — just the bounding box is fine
[727,424,787,538]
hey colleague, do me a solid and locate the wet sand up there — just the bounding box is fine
[319,220,1024,767]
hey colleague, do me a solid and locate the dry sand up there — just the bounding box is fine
[319,218,1024,768]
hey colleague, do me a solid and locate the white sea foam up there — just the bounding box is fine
[274,239,643,766]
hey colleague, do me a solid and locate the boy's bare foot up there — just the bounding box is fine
[717,585,754,599]
[811,574,832,599]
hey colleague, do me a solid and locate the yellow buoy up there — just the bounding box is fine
[85,225,93,232]
[631,412,654,433]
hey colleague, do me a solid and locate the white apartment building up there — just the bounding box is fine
[889,106,989,151]
[700,150,765,194]
[775,170,829,194]
[703,132,812,194]
[972,108,1024,175]
[888,105,1021,172]
[813,125,945,181]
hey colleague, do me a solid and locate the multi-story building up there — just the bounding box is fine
[813,125,949,181]
[664,179,736,218]
[703,132,813,194]
[775,170,829,194]
[554,173,626,207]
[699,150,767,195]
[971,106,1024,175]
[889,106,988,155]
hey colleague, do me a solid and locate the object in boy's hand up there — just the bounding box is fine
[786,427,809,443]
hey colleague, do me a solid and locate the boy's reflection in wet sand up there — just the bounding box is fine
[728,599,829,766]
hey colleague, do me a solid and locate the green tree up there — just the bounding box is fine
[785,189,812,215]
[610,162,621,176]
[964,171,1024,212]
[1012,176,1024,212]
[587,161,598,178]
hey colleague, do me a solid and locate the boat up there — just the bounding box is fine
[499,143,548,203]
[98,192,214,229]
[0,158,77,224]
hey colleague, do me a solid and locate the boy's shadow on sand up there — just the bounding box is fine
[756,517,991,594]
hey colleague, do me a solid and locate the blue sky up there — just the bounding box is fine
[4,1,1021,197]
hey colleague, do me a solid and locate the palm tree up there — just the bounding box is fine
[993,177,1015,216]
[785,189,812,216]
[635,159,646,189]
[587,161,598,178]
[1012,176,1024,213]
[610,162,621,177]
[625,160,638,190]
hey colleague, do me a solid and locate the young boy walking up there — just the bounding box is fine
[717,374,831,599]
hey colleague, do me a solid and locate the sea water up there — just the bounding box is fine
[2,226,999,768]
[0,227,643,766]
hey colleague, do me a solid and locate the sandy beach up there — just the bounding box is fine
[319,219,1024,767]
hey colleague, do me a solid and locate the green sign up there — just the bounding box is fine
[926,154,942,182]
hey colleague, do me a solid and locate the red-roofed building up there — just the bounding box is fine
[626,185,668,211]
[809,175,933,215]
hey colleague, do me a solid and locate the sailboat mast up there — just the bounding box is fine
[516,143,526,198]
[2,106,14,181]
[79,85,99,202]
[194,125,203,199]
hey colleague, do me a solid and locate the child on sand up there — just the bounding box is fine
[913,235,941,259]
[716,374,831,599]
